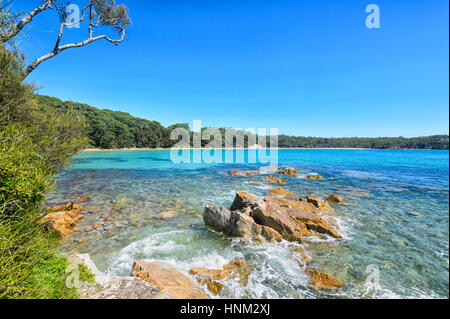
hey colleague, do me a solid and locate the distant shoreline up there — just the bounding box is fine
[81,147,446,153]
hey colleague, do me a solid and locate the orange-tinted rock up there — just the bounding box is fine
[265,176,287,185]
[292,247,310,264]
[230,192,259,213]
[43,203,84,238]
[279,168,298,175]
[306,174,324,180]
[264,197,321,215]
[46,203,83,215]
[305,230,322,239]
[189,260,252,295]
[287,209,342,239]
[327,195,347,203]
[252,202,303,243]
[76,196,91,203]
[92,224,103,230]
[306,195,333,212]
[306,269,342,290]
[229,169,261,176]
[267,188,296,197]
[132,261,209,299]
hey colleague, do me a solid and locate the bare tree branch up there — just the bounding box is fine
[0,0,53,44]
[20,0,130,79]
[23,27,125,77]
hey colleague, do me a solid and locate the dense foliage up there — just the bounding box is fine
[0,45,91,299]
[37,95,449,150]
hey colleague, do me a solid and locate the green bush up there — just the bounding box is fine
[0,45,92,299]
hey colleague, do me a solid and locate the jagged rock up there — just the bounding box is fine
[252,202,304,243]
[68,254,167,299]
[203,204,282,242]
[279,168,298,175]
[80,276,167,299]
[306,269,342,290]
[265,176,287,185]
[306,195,333,212]
[327,195,347,203]
[287,209,342,239]
[132,261,209,299]
[189,260,252,296]
[267,188,296,197]
[230,192,259,213]
[306,174,324,180]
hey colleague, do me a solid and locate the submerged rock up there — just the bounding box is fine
[132,261,209,299]
[189,259,252,296]
[265,176,287,185]
[306,269,342,290]
[229,169,261,176]
[292,247,310,264]
[279,168,298,175]
[76,196,92,203]
[306,174,324,180]
[156,211,177,220]
[327,195,347,203]
[203,204,282,243]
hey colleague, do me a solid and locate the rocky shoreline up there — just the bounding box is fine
[45,167,348,298]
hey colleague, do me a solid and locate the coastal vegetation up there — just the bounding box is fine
[1,0,130,298]
[37,95,449,150]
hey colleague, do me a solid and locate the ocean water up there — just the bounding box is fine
[47,149,449,299]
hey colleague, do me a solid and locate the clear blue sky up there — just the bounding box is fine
[15,0,449,137]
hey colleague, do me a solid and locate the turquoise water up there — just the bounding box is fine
[48,149,449,299]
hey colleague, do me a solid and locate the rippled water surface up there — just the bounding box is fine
[47,149,449,298]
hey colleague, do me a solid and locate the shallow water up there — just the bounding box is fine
[47,149,449,299]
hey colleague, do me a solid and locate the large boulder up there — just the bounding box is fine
[306,269,342,290]
[230,192,259,213]
[189,260,252,296]
[252,202,304,243]
[203,204,282,243]
[132,261,209,299]
[287,209,342,239]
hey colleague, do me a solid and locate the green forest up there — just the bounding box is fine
[37,95,449,150]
